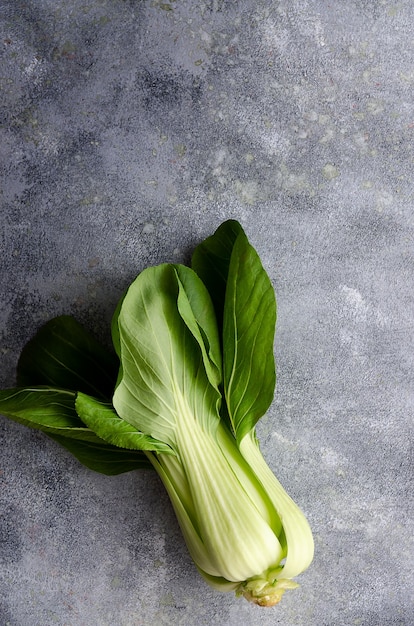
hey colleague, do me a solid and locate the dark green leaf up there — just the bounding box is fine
[192,221,277,441]
[223,230,277,443]
[49,434,153,475]
[191,220,244,329]
[17,316,118,400]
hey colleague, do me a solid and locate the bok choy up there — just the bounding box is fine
[0,220,313,606]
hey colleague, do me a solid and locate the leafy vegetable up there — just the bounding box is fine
[0,220,314,606]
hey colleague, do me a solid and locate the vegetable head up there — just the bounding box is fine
[109,222,314,605]
[0,220,314,606]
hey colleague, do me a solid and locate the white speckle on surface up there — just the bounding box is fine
[375,189,394,211]
[142,222,155,234]
[367,99,385,115]
[322,163,340,180]
[320,446,346,469]
[340,284,389,329]
[234,179,259,205]
[319,127,335,144]
[340,286,370,322]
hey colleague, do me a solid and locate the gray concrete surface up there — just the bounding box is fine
[1,1,413,625]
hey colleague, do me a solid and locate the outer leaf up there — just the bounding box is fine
[223,231,277,443]
[0,387,153,473]
[240,431,314,580]
[49,434,153,474]
[75,392,173,454]
[0,387,98,441]
[191,220,244,328]
[17,316,118,400]
[112,264,222,449]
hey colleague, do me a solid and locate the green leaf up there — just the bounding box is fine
[75,392,174,455]
[192,221,277,441]
[17,316,118,400]
[223,230,277,443]
[48,434,153,475]
[191,220,244,328]
[0,387,153,474]
[174,265,222,392]
[0,387,98,441]
[112,264,222,449]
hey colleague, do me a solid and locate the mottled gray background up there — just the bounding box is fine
[0,1,413,625]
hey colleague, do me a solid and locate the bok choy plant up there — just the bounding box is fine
[0,220,313,606]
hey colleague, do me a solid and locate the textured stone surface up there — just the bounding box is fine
[1,1,413,624]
